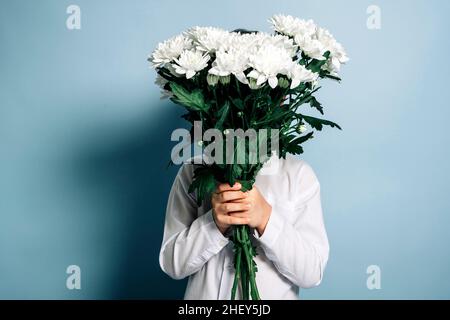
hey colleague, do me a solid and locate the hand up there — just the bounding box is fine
[211,182,249,234]
[211,182,272,236]
[245,186,272,236]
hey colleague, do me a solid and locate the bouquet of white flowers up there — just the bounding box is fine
[150,14,348,300]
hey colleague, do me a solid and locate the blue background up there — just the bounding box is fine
[1,0,449,299]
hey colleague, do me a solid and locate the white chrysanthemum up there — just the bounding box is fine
[247,44,292,88]
[172,50,210,79]
[253,33,297,57]
[208,49,249,84]
[269,15,328,60]
[269,14,299,36]
[150,34,192,68]
[288,63,319,89]
[186,26,232,53]
[294,34,327,60]
[228,32,261,53]
[316,27,349,74]
[269,14,317,38]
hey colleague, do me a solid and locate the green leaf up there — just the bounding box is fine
[230,98,244,110]
[226,165,236,186]
[257,108,293,126]
[301,115,342,131]
[290,86,321,109]
[169,82,209,112]
[238,179,254,192]
[286,143,304,155]
[188,166,217,205]
[309,97,324,115]
[290,131,314,145]
[215,101,230,130]
[307,51,330,73]
[324,74,342,81]
[232,164,243,179]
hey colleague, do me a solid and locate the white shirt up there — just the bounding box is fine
[159,154,330,300]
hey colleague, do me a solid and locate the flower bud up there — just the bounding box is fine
[219,75,230,85]
[207,74,219,86]
[278,77,290,89]
[248,78,260,90]
[297,124,307,133]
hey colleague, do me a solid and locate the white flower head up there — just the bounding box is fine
[316,27,349,74]
[229,32,261,52]
[186,26,232,53]
[269,14,298,36]
[294,34,327,60]
[172,50,210,79]
[269,14,317,38]
[150,34,192,68]
[256,33,298,57]
[247,43,292,88]
[208,48,249,84]
[270,15,335,61]
[288,63,319,89]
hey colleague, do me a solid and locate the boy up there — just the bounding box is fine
[159,154,329,299]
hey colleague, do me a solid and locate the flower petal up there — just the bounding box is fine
[247,70,259,79]
[256,74,266,86]
[186,70,195,79]
[268,76,278,88]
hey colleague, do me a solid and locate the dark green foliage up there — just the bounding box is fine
[301,115,342,131]
[188,166,216,206]
[169,82,209,112]
[215,101,230,130]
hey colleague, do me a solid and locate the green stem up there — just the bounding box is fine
[241,248,249,298]
[235,77,242,96]
[230,219,261,300]
[231,243,241,300]
[241,226,260,300]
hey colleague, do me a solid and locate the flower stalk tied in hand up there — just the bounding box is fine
[149,14,348,300]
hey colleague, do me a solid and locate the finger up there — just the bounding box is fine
[228,211,250,219]
[219,191,247,203]
[226,215,251,225]
[221,202,251,213]
[228,198,251,204]
[217,182,241,193]
[215,204,246,216]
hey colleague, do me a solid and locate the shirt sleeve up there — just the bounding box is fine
[253,162,330,288]
[159,164,230,280]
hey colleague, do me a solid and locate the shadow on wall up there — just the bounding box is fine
[74,101,188,299]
